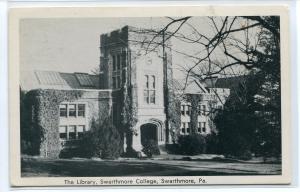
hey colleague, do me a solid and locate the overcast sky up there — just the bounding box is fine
[20,17,250,79]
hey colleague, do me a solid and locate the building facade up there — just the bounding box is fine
[21,26,231,158]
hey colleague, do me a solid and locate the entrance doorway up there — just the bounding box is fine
[140,123,157,146]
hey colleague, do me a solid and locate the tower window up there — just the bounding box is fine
[145,75,149,88]
[150,90,155,104]
[122,52,127,68]
[117,55,121,70]
[117,76,121,88]
[151,75,155,89]
[112,55,116,71]
[144,75,156,104]
[111,53,123,89]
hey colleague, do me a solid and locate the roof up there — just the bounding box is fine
[173,79,208,94]
[20,70,101,91]
[203,76,247,89]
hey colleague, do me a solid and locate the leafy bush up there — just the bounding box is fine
[141,140,160,158]
[205,133,221,154]
[75,118,123,159]
[177,134,206,155]
[165,144,180,154]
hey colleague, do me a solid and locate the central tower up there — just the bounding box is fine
[100,26,174,152]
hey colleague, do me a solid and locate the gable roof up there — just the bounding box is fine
[203,76,247,89]
[20,70,101,91]
[173,79,208,94]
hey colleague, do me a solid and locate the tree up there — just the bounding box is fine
[80,118,123,159]
[130,16,281,158]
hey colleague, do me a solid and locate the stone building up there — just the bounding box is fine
[20,26,231,158]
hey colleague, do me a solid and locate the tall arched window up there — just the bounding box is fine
[144,75,156,104]
[111,53,122,89]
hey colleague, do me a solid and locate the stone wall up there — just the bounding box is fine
[21,89,112,158]
[99,26,175,151]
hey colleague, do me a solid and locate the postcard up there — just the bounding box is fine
[9,6,291,186]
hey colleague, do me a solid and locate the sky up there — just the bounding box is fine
[20,17,251,79]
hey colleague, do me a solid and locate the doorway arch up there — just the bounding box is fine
[140,123,158,146]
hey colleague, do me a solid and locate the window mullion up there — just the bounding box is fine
[75,125,78,140]
[66,126,69,140]
[76,104,78,117]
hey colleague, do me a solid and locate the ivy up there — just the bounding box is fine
[120,85,138,134]
[21,89,83,158]
[187,94,201,135]
[167,93,182,143]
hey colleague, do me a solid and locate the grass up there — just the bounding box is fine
[21,156,282,177]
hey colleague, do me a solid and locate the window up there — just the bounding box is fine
[143,90,149,104]
[68,125,76,140]
[202,105,206,115]
[186,105,191,116]
[59,125,85,140]
[122,69,126,84]
[59,104,67,117]
[117,55,121,70]
[122,52,126,68]
[198,122,201,133]
[144,75,156,104]
[117,76,121,88]
[112,77,116,89]
[198,105,202,116]
[186,122,190,134]
[60,103,86,118]
[145,75,149,88]
[78,104,85,117]
[181,105,185,115]
[59,126,67,140]
[198,122,207,133]
[151,75,155,89]
[77,125,85,139]
[111,54,122,89]
[112,55,116,71]
[68,104,76,117]
[202,122,206,133]
[150,90,155,104]
[181,123,186,134]
[198,104,207,116]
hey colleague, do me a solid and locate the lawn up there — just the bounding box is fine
[21,156,281,177]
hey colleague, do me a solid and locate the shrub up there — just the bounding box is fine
[165,144,180,154]
[122,147,138,158]
[177,134,206,155]
[205,133,221,154]
[75,118,123,159]
[141,140,160,158]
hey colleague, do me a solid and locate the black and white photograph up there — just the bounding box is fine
[9,6,291,186]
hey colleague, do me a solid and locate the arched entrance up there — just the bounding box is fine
[140,123,157,146]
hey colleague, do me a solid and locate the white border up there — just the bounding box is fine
[1,0,299,191]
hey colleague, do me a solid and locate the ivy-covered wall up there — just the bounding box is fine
[21,89,112,158]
